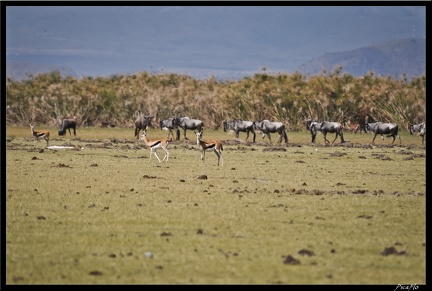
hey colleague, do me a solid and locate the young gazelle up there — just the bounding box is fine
[195,129,224,166]
[139,130,170,163]
[30,124,50,146]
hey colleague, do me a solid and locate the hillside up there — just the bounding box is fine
[7,38,425,81]
[297,38,425,79]
[6,7,425,79]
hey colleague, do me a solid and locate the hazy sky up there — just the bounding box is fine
[5,5,426,78]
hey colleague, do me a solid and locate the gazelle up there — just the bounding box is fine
[195,129,224,166]
[139,130,170,163]
[30,124,50,146]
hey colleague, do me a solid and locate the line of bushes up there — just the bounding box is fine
[5,68,426,131]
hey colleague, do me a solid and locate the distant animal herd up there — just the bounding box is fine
[28,113,426,166]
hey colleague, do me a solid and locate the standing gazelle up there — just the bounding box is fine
[139,130,170,163]
[195,129,224,166]
[30,124,50,146]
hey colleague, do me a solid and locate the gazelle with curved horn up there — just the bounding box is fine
[139,130,170,163]
[195,129,224,166]
[30,124,50,146]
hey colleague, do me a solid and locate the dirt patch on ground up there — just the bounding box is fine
[7,137,426,152]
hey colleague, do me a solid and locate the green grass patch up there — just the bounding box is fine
[6,127,426,284]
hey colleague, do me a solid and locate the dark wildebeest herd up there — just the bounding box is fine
[28,112,426,165]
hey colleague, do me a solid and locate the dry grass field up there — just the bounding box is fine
[5,126,426,284]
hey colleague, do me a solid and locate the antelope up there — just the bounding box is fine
[345,119,367,134]
[139,130,170,163]
[345,120,360,134]
[30,124,50,146]
[195,129,224,166]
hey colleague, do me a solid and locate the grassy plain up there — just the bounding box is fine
[5,126,426,284]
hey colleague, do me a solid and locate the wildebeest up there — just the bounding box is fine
[160,117,180,140]
[134,111,154,139]
[419,124,426,145]
[410,122,426,145]
[58,118,77,136]
[365,122,401,144]
[253,120,288,144]
[223,119,256,143]
[410,122,425,135]
[178,117,204,140]
[306,119,345,144]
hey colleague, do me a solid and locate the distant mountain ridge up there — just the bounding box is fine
[6,38,426,81]
[6,7,425,80]
[297,38,425,78]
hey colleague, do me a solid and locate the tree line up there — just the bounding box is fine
[5,68,426,132]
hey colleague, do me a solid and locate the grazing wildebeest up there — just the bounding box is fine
[365,122,401,144]
[178,117,204,140]
[223,119,256,143]
[134,112,154,139]
[306,119,345,144]
[253,120,288,144]
[58,118,77,136]
[160,117,180,140]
